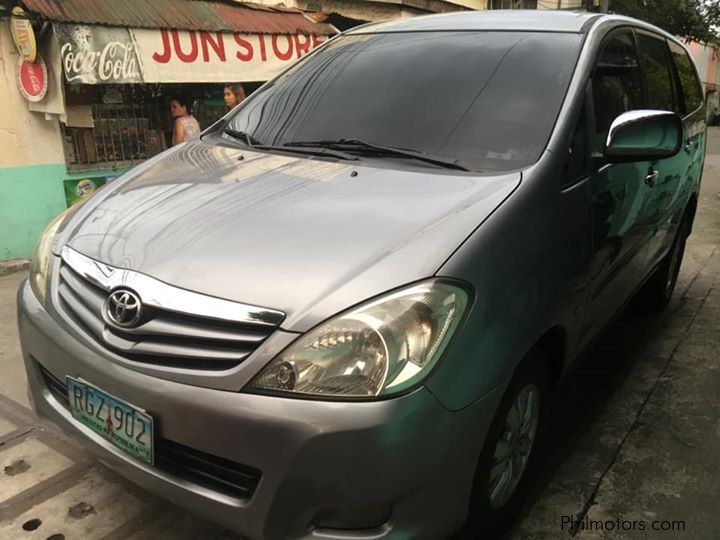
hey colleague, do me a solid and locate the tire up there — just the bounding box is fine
[638,215,691,312]
[465,352,551,536]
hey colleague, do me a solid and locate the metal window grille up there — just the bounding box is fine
[491,0,538,8]
[62,103,168,171]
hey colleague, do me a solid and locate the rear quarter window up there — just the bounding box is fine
[669,40,704,114]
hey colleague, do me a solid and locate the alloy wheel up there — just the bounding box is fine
[488,384,540,509]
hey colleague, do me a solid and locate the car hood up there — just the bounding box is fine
[63,140,520,332]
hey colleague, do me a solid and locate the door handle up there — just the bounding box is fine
[645,168,659,187]
[684,140,695,153]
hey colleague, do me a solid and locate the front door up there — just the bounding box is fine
[584,29,653,337]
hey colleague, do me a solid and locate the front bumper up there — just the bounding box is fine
[17,279,499,540]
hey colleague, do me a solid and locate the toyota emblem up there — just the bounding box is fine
[104,289,143,328]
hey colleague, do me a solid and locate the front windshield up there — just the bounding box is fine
[224,31,583,172]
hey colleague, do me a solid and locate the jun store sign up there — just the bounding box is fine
[54,23,331,85]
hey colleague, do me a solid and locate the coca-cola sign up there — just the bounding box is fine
[55,24,143,84]
[16,56,48,102]
[53,22,334,85]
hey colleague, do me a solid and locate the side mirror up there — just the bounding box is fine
[603,110,682,163]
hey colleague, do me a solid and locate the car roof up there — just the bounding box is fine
[346,10,603,34]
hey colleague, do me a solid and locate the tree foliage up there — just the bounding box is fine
[609,0,720,43]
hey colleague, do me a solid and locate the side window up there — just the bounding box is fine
[592,30,643,151]
[636,32,676,112]
[669,40,704,114]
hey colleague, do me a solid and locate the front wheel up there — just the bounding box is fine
[465,353,551,535]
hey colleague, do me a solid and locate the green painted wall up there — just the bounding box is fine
[0,164,129,260]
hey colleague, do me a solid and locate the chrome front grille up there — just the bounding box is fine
[56,247,284,370]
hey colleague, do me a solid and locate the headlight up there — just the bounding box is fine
[245,280,470,399]
[29,209,70,305]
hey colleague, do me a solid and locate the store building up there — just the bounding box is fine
[254,0,473,25]
[259,0,589,18]
[0,0,335,261]
[686,40,720,121]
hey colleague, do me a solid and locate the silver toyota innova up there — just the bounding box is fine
[18,10,706,540]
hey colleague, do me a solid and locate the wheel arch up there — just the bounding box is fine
[528,325,568,388]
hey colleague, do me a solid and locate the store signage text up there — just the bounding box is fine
[55,25,143,84]
[54,23,335,84]
[150,30,326,64]
[61,41,141,83]
[10,7,37,62]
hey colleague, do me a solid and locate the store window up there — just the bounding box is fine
[61,85,169,171]
[60,83,259,171]
[490,0,538,7]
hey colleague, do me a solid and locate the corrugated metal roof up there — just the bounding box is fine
[21,0,336,35]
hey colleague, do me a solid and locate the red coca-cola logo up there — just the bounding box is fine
[17,56,47,102]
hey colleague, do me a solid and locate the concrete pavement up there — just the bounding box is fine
[2,131,720,539]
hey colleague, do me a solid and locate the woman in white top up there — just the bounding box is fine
[169,96,201,145]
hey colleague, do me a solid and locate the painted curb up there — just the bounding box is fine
[0,259,30,277]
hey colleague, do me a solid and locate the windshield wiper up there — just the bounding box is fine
[222,129,357,161]
[283,138,470,171]
[223,128,263,147]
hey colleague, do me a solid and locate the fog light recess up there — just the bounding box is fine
[313,504,391,531]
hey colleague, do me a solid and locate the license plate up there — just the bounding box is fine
[66,377,154,465]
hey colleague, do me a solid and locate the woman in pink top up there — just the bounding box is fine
[169,96,201,145]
